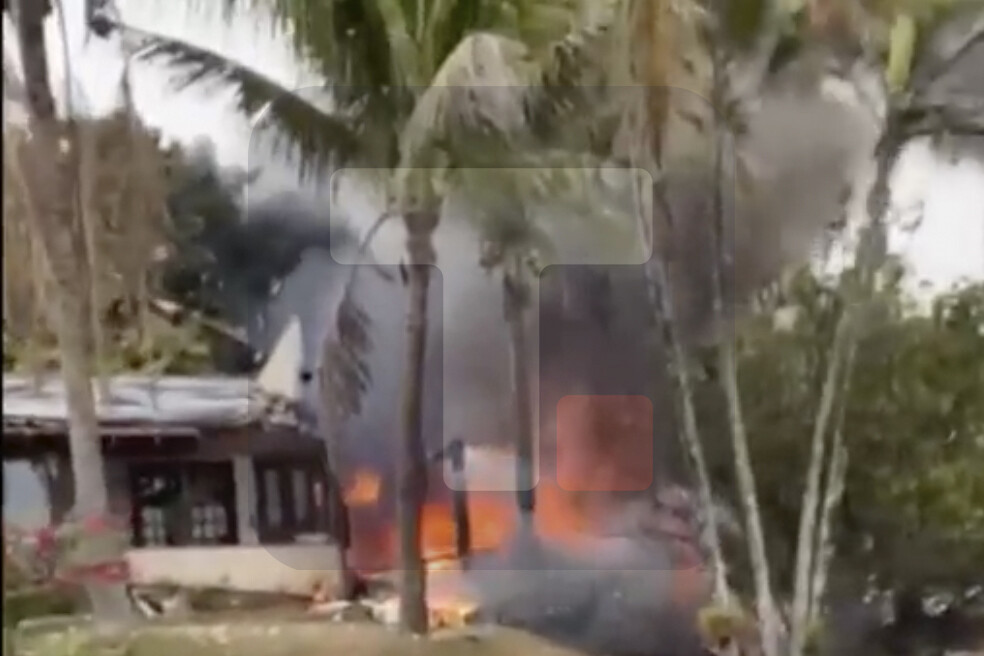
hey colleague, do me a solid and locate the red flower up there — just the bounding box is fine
[81,515,111,533]
[35,526,56,553]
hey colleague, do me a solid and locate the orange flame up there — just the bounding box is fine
[342,395,708,610]
[344,469,382,507]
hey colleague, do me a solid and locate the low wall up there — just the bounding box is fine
[126,544,342,597]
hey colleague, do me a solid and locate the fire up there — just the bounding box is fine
[426,569,481,629]
[345,468,601,574]
[337,395,710,618]
[343,397,659,571]
[344,469,382,507]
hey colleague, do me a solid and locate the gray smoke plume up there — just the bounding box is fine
[239,65,877,464]
[237,66,879,656]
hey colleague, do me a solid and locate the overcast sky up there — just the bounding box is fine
[6,0,983,294]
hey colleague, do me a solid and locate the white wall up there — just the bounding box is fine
[126,544,342,596]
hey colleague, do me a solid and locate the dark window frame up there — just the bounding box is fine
[253,458,327,544]
[128,460,239,547]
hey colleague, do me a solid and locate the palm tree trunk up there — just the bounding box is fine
[717,343,781,655]
[322,421,356,600]
[13,0,133,625]
[620,7,731,600]
[708,42,780,656]
[397,210,438,634]
[647,181,731,607]
[447,438,472,562]
[503,259,536,531]
[658,266,731,604]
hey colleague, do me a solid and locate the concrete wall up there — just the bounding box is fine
[126,543,342,596]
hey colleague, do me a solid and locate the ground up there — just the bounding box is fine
[11,618,593,656]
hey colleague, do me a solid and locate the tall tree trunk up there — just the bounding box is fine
[707,43,780,656]
[717,343,781,655]
[397,210,438,634]
[788,314,854,653]
[789,122,902,655]
[619,7,731,600]
[447,438,471,562]
[647,180,731,607]
[13,0,133,625]
[503,258,536,532]
[323,423,356,600]
[808,417,849,624]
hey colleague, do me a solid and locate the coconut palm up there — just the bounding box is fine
[4,0,141,624]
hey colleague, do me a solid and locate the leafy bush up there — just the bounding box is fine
[3,586,84,628]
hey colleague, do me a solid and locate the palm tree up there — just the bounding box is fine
[470,180,554,533]
[611,0,739,612]
[93,0,620,632]
[5,0,136,624]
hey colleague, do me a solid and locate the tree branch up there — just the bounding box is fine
[901,96,984,138]
[910,14,984,93]
[146,296,249,347]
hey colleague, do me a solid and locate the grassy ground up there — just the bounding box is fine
[12,618,591,656]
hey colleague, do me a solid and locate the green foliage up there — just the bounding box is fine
[2,119,261,376]
[716,268,984,597]
[886,12,917,92]
[697,601,754,644]
[3,587,82,628]
[721,0,770,49]
[842,282,984,590]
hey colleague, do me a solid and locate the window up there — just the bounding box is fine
[129,462,238,547]
[191,503,228,544]
[254,460,326,544]
[140,507,167,546]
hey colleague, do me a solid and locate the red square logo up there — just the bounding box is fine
[556,395,654,492]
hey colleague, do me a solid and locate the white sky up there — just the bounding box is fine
[6,0,984,295]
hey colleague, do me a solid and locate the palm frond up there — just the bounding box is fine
[908,2,984,94]
[321,294,373,422]
[401,31,538,166]
[451,160,642,268]
[108,20,360,179]
[525,12,623,157]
